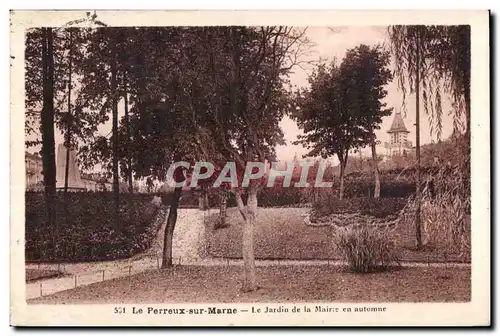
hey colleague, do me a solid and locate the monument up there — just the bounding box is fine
[55,144,86,190]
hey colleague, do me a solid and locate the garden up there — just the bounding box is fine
[205,196,470,265]
[23,25,472,304]
[25,191,164,262]
[28,265,471,304]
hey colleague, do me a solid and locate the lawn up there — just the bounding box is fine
[205,207,470,263]
[28,265,470,304]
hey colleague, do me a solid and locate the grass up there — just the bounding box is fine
[207,208,335,260]
[205,207,470,263]
[26,269,65,283]
[27,265,470,304]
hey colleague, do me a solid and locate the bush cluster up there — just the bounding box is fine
[25,192,162,262]
[335,226,402,273]
[177,187,305,208]
[343,181,416,198]
[313,197,408,220]
[177,183,413,209]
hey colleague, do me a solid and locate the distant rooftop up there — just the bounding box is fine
[387,112,410,134]
[25,151,41,161]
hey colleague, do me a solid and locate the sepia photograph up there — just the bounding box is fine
[10,10,490,326]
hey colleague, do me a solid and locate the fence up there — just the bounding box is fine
[26,252,187,300]
[26,254,470,301]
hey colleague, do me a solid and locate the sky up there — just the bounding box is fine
[26,26,459,169]
[275,26,457,164]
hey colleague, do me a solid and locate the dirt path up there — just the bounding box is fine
[25,208,206,299]
[26,208,205,272]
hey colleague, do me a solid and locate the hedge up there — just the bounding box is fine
[312,197,408,219]
[176,182,414,209]
[177,187,305,208]
[343,181,416,198]
[25,192,162,262]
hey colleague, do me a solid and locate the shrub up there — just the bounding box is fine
[397,136,471,261]
[177,187,305,208]
[335,225,402,273]
[312,197,407,220]
[399,166,471,261]
[25,191,163,262]
[257,187,303,207]
[420,194,470,260]
[343,180,416,198]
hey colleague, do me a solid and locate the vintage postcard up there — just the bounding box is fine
[10,10,490,326]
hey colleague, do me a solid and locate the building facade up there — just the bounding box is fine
[80,173,112,192]
[387,112,412,156]
[25,149,112,192]
[25,152,43,188]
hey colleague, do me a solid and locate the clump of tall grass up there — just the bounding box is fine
[404,135,471,260]
[335,225,402,273]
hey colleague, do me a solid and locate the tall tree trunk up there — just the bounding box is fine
[231,27,257,292]
[204,192,209,209]
[64,29,73,228]
[463,24,471,141]
[198,188,209,210]
[41,27,57,257]
[161,156,186,268]
[162,186,182,268]
[64,30,72,195]
[339,164,345,200]
[371,140,381,198]
[110,30,120,229]
[219,189,228,224]
[415,30,423,249]
[198,193,204,210]
[464,82,471,141]
[215,189,228,229]
[338,154,347,200]
[124,74,133,193]
[235,189,257,292]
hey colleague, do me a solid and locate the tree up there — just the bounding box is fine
[217,188,229,229]
[340,44,393,198]
[65,27,140,228]
[63,29,74,195]
[57,27,307,288]
[119,28,205,268]
[387,25,471,249]
[161,26,309,291]
[387,25,470,140]
[26,25,106,258]
[198,163,235,230]
[292,61,365,200]
[40,27,57,254]
[26,27,105,154]
[198,27,308,291]
[25,28,70,147]
[109,29,120,229]
[123,76,133,193]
